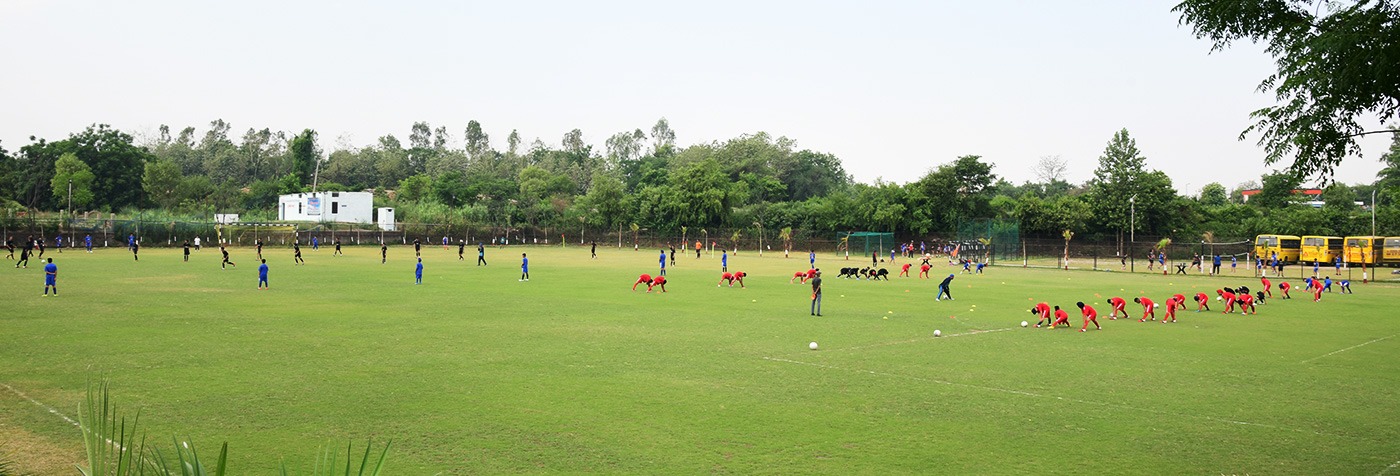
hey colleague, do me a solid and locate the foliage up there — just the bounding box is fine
[51,152,96,209]
[1175,0,1400,180]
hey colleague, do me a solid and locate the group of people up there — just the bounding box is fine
[7,234,99,268]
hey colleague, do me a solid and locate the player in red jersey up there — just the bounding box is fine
[1238,292,1256,314]
[1134,297,1156,321]
[790,270,807,284]
[1030,302,1052,327]
[1312,281,1324,302]
[1260,276,1273,297]
[731,271,747,288]
[632,274,653,291]
[1077,301,1100,331]
[900,263,912,277]
[1161,297,1178,323]
[1217,288,1237,313]
[1279,281,1291,299]
[719,272,736,287]
[1172,293,1187,310]
[1049,305,1071,329]
[919,264,932,279]
[649,275,668,293]
[1194,292,1211,312]
[1106,297,1128,319]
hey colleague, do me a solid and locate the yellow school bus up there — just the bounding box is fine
[1300,235,1344,264]
[1382,237,1400,265]
[1254,235,1301,264]
[1343,236,1382,265]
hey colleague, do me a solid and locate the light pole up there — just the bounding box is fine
[1129,194,1136,244]
[1372,189,1377,237]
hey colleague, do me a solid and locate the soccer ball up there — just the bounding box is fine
[934,330,942,337]
[1154,303,1160,309]
[1021,321,1029,327]
[1216,296,1222,301]
[809,342,818,350]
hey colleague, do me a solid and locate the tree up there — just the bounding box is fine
[1199,182,1228,207]
[1034,155,1069,183]
[142,159,183,209]
[1252,171,1302,209]
[50,152,95,210]
[1377,130,1400,204]
[650,118,676,154]
[397,174,433,202]
[1087,129,1149,238]
[288,129,319,187]
[64,124,154,210]
[1175,0,1400,180]
[1321,183,1359,212]
[506,129,522,158]
[409,122,433,150]
[562,129,586,154]
[464,120,490,160]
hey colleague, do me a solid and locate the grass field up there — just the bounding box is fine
[3,244,1400,474]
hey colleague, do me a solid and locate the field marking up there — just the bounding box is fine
[762,356,1363,441]
[807,327,1015,355]
[1378,458,1400,476]
[0,382,80,428]
[1301,334,1398,364]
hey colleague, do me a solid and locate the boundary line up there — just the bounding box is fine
[761,356,1364,441]
[1378,458,1400,476]
[1301,334,1397,364]
[0,382,79,428]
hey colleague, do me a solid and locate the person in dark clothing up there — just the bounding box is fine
[477,243,487,266]
[936,274,955,301]
[591,241,597,259]
[458,241,466,261]
[810,270,823,316]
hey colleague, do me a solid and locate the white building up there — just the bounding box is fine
[377,207,396,231]
[277,191,374,224]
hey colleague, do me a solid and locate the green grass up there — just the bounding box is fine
[3,245,1400,474]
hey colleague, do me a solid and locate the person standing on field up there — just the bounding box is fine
[669,244,676,266]
[458,240,466,261]
[591,241,597,259]
[258,259,269,290]
[519,253,529,281]
[1212,254,1222,275]
[695,240,702,259]
[381,242,388,264]
[220,244,236,269]
[477,243,487,266]
[721,250,728,272]
[810,270,823,316]
[334,239,342,256]
[659,249,667,277]
[809,249,816,269]
[43,258,58,296]
[294,242,305,265]
[415,257,424,285]
[132,241,140,261]
[183,240,191,262]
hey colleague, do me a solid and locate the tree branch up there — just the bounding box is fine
[1344,129,1400,139]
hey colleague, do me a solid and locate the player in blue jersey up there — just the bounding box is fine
[520,253,529,281]
[415,257,423,284]
[258,259,269,290]
[721,250,728,272]
[659,249,667,277]
[43,258,58,296]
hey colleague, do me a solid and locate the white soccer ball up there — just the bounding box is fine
[1154,303,1160,309]
[1021,321,1029,327]
[1216,296,1222,301]
[934,329,942,337]
[809,342,818,350]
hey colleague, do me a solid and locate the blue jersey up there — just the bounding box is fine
[1213,256,1221,266]
[258,264,269,278]
[660,252,666,268]
[415,262,423,277]
[809,252,815,263]
[522,257,528,272]
[45,263,57,282]
[722,253,727,265]
[85,236,91,245]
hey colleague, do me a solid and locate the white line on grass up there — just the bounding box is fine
[1378,458,1400,476]
[810,327,1015,355]
[1301,334,1398,364]
[0,382,79,428]
[762,356,1364,441]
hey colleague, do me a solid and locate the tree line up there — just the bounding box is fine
[2,119,1398,243]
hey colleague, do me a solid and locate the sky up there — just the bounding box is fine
[1,0,1393,195]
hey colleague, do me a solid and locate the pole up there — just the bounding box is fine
[1129,195,1136,245]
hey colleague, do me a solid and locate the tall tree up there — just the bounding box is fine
[1034,155,1069,183]
[50,152,95,210]
[64,124,153,210]
[650,118,676,154]
[142,159,183,209]
[1377,130,1400,204]
[409,122,433,150]
[1087,129,1150,238]
[562,129,586,154]
[506,129,522,158]
[1198,182,1228,207]
[464,120,490,160]
[1175,0,1400,180]
[1252,171,1302,209]
[288,129,320,187]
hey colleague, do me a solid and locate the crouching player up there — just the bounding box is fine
[900,263,912,277]
[719,271,746,288]
[919,263,932,279]
[1173,293,1187,310]
[1238,291,1256,314]
[1217,288,1236,313]
[1048,305,1071,329]
[1134,297,1156,321]
[1030,302,1052,328]
[633,274,653,291]
[1077,301,1100,331]
[1195,292,1211,312]
[1339,279,1353,294]
[1106,296,1128,319]
[649,275,668,293]
[1160,297,1178,323]
[1279,281,1292,299]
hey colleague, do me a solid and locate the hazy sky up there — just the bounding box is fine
[2,1,1392,194]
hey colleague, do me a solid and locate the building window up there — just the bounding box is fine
[332,192,340,197]
[298,201,303,214]
[332,202,339,214]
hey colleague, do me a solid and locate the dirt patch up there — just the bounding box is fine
[0,424,83,476]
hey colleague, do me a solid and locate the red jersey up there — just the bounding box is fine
[637,274,653,283]
[721,272,733,280]
[1195,292,1209,303]
[805,269,817,278]
[1034,302,1051,318]
[1280,282,1291,290]
[1054,308,1068,320]
[1109,297,1126,309]
[1220,290,1235,302]
[902,263,912,271]
[1173,294,1186,304]
[1138,297,1154,309]
[1081,305,1097,318]
[1238,293,1253,306]
[734,271,746,279]
[652,276,667,285]
[1261,277,1272,289]
[920,264,932,272]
